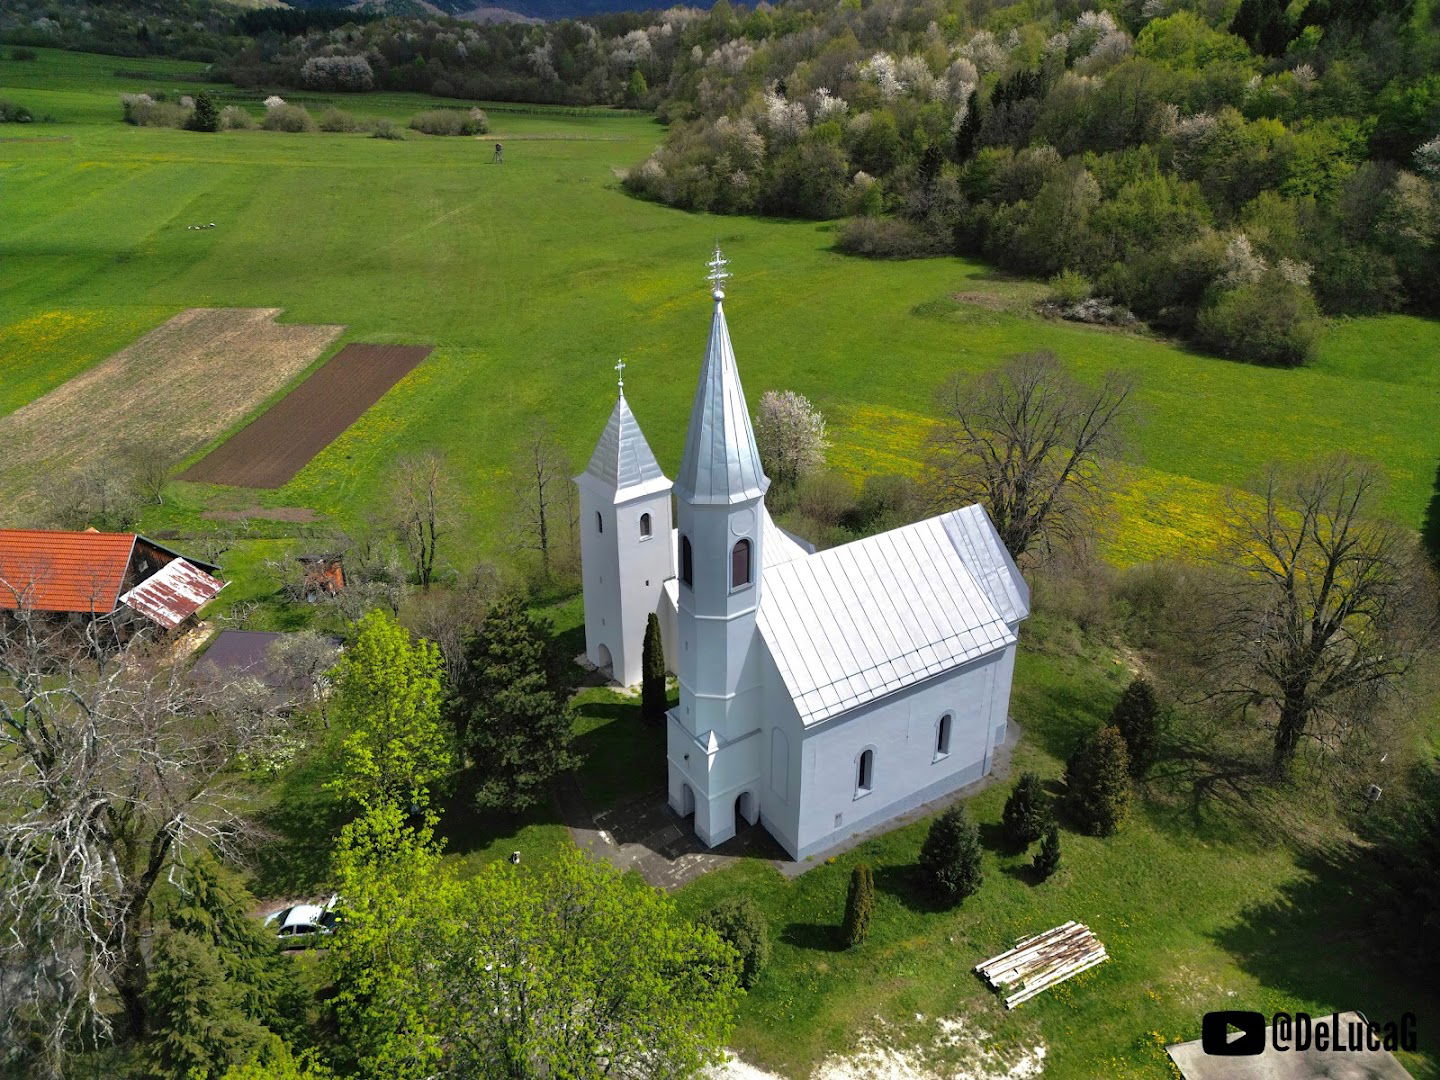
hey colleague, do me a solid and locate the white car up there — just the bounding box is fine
[263,894,341,947]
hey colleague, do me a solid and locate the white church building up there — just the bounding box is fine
[575,252,1029,861]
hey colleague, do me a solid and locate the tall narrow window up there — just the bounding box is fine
[639,512,652,538]
[731,538,752,589]
[856,749,874,795]
[596,512,603,534]
[680,535,693,588]
[936,713,952,759]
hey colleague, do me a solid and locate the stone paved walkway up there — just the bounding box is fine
[558,721,1022,890]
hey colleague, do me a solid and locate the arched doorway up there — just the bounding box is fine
[735,790,756,828]
[679,783,696,817]
[595,643,613,678]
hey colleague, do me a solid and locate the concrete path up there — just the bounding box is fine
[558,721,1022,890]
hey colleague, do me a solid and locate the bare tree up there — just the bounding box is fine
[388,451,452,591]
[926,352,1133,562]
[121,440,177,507]
[401,562,505,689]
[513,426,572,581]
[0,614,282,1074]
[755,389,829,492]
[267,629,343,723]
[1203,458,1437,777]
[46,464,143,532]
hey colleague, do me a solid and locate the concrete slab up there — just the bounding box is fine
[1168,1012,1413,1080]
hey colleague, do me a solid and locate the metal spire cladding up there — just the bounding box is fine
[674,249,770,505]
[579,360,668,500]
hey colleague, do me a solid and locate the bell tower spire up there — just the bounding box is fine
[667,249,770,847]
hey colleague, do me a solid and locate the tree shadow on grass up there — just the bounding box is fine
[873,863,951,915]
[1016,683,1111,764]
[1001,861,1042,887]
[978,821,1018,854]
[246,754,353,899]
[1213,841,1440,1064]
[1423,460,1440,568]
[433,768,563,858]
[780,922,845,953]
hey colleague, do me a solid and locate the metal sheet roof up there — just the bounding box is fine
[0,529,137,614]
[120,558,226,629]
[941,504,1030,625]
[673,297,769,506]
[762,508,813,566]
[578,392,670,502]
[756,508,1018,726]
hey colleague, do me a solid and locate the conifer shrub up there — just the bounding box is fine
[841,863,875,947]
[143,931,269,1080]
[1064,725,1132,836]
[1001,771,1049,850]
[1110,677,1160,778]
[641,612,667,725]
[699,895,771,988]
[186,90,219,132]
[1032,819,1061,881]
[918,805,983,905]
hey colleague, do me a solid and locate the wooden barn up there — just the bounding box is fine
[0,529,226,632]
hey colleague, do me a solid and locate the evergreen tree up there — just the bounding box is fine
[166,853,306,1042]
[188,89,220,132]
[641,612,667,725]
[330,609,451,810]
[1032,819,1061,881]
[144,930,271,1080]
[451,595,579,810]
[1064,725,1132,836]
[841,863,875,947]
[1001,771,1048,850]
[953,89,980,161]
[699,895,771,988]
[918,805,983,906]
[1110,677,1160,779]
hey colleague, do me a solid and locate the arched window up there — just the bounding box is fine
[856,748,874,796]
[936,713,952,759]
[680,535,693,588]
[596,512,603,534]
[639,512,652,538]
[731,538,752,589]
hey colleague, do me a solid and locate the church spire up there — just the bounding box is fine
[674,249,769,506]
[579,361,668,501]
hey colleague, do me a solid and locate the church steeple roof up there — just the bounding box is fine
[674,251,769,506]
[579,381,670,502]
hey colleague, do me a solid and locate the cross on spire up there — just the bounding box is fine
[706,246,731,297]
[614,358,627,397]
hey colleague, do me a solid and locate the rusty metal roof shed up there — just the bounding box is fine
[119,558,226,629]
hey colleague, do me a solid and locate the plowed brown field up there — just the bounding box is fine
[0,308,343,519]
[178,344,431,489]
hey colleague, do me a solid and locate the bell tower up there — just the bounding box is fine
[574,361,674,687]
[667,250,770,846]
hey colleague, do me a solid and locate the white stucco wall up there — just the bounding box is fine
[781,644,1017,861]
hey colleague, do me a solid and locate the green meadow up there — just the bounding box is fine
[4,47,1440,1078]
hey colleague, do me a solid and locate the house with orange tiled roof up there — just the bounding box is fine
[0,529,226,633]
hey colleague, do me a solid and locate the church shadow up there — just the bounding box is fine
[1422,459,1440,567]
[780,922,845,953]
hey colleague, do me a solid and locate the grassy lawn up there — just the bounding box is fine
[673,618,1440,1078]
[4,47,1440,580]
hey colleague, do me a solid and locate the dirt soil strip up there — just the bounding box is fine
[0,308,343,519]
[178,344,431,489]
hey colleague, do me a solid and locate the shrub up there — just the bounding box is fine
[219,105,256,130]
[371,118,404,140]
[10,48,39,61]
[410,108,488,136]
[318,106,364,133]
[300,54,375,92]
[1032,820,1061,881]
[1110,677,1160,778]
[841,863,875,947]
[120,93,189,128]
[699,896,771,988]
[1001,771,1049,850]
[836,215,945,258]
[918,805,983,906]
[1047,269,1092,306]
[641,613,667,725]
[1064,725,1132,836]
[186,90,219,133]
[263,95,286,110]
[1196,268,1321,365]
[0,100,34,123]
[262,103,316,133]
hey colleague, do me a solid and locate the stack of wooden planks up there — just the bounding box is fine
[974,921,1108,1008]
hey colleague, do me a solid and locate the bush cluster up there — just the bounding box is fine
[699,896,771,988]
[409,108,489,136]
[1,100,35,123]
[262,102,315,133]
